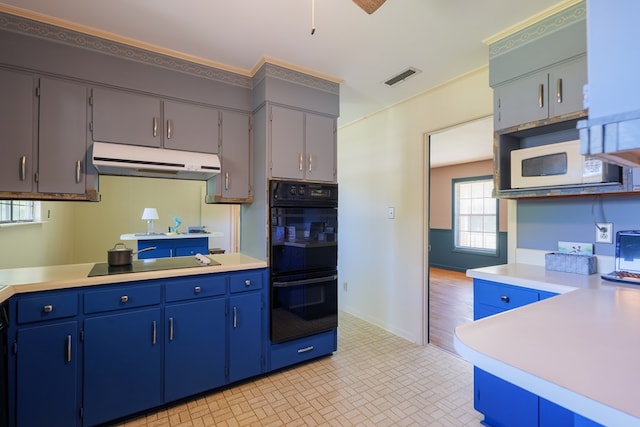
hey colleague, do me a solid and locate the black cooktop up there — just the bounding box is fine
[88,256,220,277]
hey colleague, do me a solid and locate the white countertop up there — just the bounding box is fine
[120,233,221,240]
[456,264,640,426]
[0,253,267,303]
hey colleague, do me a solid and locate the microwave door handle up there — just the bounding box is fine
[273,275,338,287]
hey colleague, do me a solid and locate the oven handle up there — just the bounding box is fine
[273,274,337,287]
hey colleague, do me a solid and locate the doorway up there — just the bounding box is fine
[427,116,506,354]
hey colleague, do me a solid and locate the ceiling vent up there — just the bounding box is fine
[384,67,421,86]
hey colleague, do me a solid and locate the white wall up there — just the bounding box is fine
[337,67,493,344]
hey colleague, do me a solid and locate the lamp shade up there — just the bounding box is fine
[141,208,159,221]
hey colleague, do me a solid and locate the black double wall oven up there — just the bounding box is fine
[269,180,338,343]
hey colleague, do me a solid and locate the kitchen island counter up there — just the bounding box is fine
[0,253,266,303]
[457,264,640,426]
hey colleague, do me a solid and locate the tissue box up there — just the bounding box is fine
[545,252,596,275]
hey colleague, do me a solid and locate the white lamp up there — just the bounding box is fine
[141,208,159,235]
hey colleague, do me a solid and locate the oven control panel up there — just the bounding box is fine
[271,180,337,205]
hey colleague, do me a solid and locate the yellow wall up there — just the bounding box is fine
[337,67,493,344]
[0,175,236,268]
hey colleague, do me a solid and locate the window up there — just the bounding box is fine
[0,200,38,224]
[453,176,497,253]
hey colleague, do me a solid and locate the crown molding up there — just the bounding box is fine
[483,0,584,49]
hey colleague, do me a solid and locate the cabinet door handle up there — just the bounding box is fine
[194,286,201,294]
[556,78,563,104]
[152,320,157,345]
[297,346,314,353]
[225,172,229,190]
[20,155,27,181]
[169,317,174,341]
[75,160,82,183]
[167,119,172,139]
[308,154,312,172]
[233,307,237,328]
[245,279,251,287]
[153,117,158,137]
[42,305,53,313]
[66,335,72,363]
[299,153,303,172]
[538,83,544,108]
[500,295,510,303]
[120,295,129,303]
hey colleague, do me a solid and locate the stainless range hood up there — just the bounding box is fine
[92,142,221,180]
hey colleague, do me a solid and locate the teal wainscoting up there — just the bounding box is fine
[429,229,507,272]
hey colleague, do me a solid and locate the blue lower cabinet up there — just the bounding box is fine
[165,298,226,402]
[474,367,538,427]
[83,308,163,427]
[270,329,337,371]
[15,321,79,427]
[137,237,208,259]
[540,397,575,426]
[229,292,263,383]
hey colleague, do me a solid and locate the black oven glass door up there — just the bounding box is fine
[270,207,337,276]
[271,273,338,343]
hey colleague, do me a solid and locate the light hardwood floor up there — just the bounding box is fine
[428,267,474,355]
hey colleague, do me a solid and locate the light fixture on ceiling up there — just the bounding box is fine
[384,67,421,87]
[353,0,387,14]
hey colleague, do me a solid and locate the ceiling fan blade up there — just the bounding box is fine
[352,0,387,15]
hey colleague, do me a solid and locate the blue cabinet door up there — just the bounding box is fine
[228,292,263,383]
[165,298,226,402]
[83,308,162,427]
[540,397,574,427]
[16,321,78,427]
[474,367,538,427]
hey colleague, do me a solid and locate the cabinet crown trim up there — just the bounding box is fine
[487,1,585,60]
[0,10,252,89]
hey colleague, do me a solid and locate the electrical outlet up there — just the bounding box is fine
[343,282,348,292]
[596,222,613,244]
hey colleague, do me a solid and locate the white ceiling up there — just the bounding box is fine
[1,0,565,128]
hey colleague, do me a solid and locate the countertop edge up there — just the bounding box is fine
[0,254,267,303]
[453,325,639,427]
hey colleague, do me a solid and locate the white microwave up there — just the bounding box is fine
[511,140,620,189]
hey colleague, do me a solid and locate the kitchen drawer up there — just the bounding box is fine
[229,270,263,294]
[17,293,78,324]
[165,274,226,302]
[84,283,161,314]
[474,279,539,314]
[270,329,336,371]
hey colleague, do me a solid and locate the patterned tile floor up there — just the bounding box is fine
[117,312,482,426]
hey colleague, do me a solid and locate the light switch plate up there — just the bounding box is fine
[387,207,395,219]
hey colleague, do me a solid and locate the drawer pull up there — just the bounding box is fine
[245,279,251,287]
[194,286,201,294]
[298,346,314,353]
[152,321,157,345]
[42,305,53,313]
[500,295,510,303]
[120,295,129,303]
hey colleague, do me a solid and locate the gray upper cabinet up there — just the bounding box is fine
[218,110,251,201]
[270,105,336,182]
[305,113,336,183]
[163,101,219,154]
[493,55,586,131]
[91,87,219,154]
[578,0,640,168]
[0,69,96,200]
[91,88,161,148]
[38,78,89,195]
[270,105,305,180]
[0,69,35,193]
